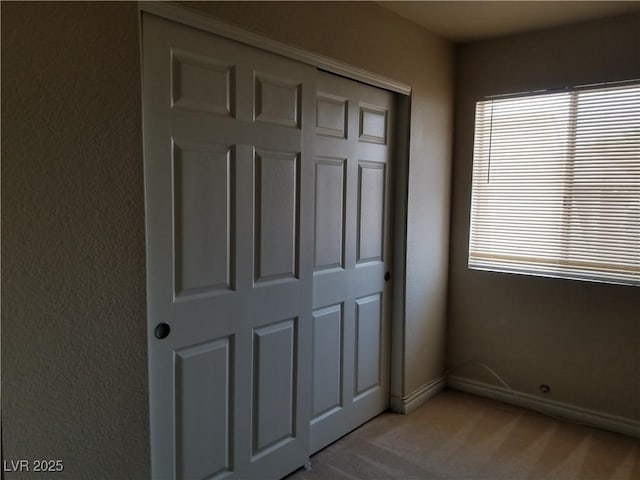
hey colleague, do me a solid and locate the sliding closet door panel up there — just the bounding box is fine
[143,13,315,479]
[311,71,395,453]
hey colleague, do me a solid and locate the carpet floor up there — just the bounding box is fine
[287,389,640,479]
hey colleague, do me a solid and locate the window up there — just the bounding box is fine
[469,82,640,286]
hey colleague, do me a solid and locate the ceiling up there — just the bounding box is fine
[377,1,640,42]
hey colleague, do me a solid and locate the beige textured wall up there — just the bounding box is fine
[184,0,455,402]
[2,2,150,479]
[448,13,640,420]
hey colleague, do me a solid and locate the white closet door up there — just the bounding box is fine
[310,71,395,453]
[142,14,315,479]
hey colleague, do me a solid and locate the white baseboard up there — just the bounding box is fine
[390,376,446,414]
[448,375,640,439]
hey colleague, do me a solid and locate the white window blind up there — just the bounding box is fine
[469,82,640,286]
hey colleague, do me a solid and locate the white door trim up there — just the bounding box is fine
[138,1,412,96]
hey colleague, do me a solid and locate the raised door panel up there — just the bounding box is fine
[359,104,388,144]
[311,304,343,420]
[254,150,299,283]
[174,144,234,297]
[314,158,346,271]
[255,73,301,128]
[354,294,382,397]
[357,161,386,264]
[252,319,297,456]
[175,338,233,480]
[316,93,348,138]
[172,50,235,116]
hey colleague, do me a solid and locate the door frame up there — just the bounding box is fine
[138,0,411,435]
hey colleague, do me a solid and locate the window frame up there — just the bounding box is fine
[468,80,640,287]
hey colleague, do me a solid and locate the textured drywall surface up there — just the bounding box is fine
[1,2,150,479]
[184,0,455,399]
[448,13,640,421]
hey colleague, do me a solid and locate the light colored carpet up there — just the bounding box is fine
[288,389,640,479]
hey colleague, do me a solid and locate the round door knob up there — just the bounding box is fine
[384,272,391,282]
[155,322,171,339]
